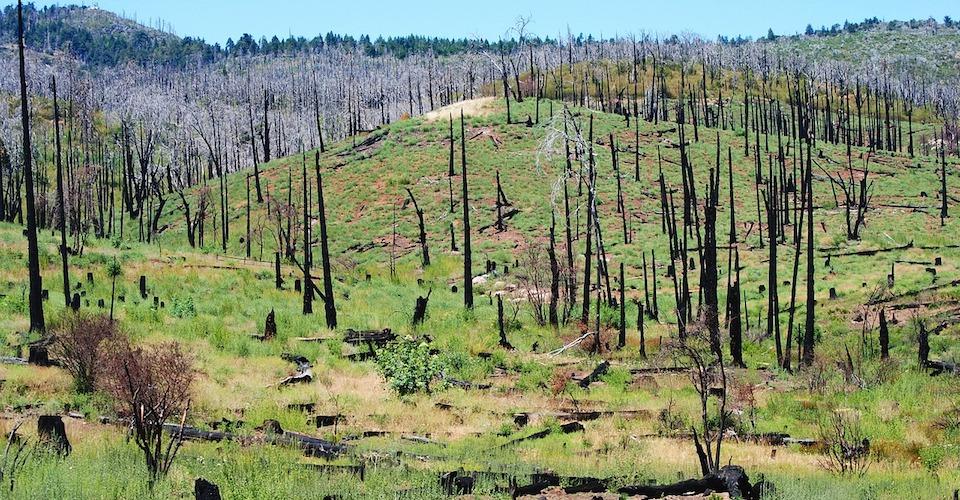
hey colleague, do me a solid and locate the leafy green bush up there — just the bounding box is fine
[375,337,444,395]
[171,295,197,318]
[919,445,946,474]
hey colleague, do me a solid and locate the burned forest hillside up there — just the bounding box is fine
[1,2,960,499]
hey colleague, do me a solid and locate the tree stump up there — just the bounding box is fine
[70,293,80,312]
[28,345,50,366]
[37,415,71,456]
[139,275,147,299]
[194,478,222,500]
[264,309,277,340]
[412,290,431,326]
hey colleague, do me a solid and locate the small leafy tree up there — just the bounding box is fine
[375,337,443,395]
[106,258,122,321]
[98,339,194,486]
[50,313,118,393]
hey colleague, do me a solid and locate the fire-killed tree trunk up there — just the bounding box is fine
[497,294,512,349]
[314,152,336,329]
[618,262,626,349]
[302,154,313,315]
[941,134,949,226]
[17,0,44,333]
[461,110,473,309]
[37,415,71,456]
[918,320,930,367]
[406,188,430,267]
[879,308,889,359]
[548,212,560,326]
[581,116,595,324]
[412,289,431,326]
[702,168,721,357]
[802,138,816,367]
[52,75,70,309]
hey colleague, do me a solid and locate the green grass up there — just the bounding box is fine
[1,95,960,498]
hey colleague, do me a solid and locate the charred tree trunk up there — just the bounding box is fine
[548,212,560,326]
[581,116,595,324]
[315,153,336,329]
[461,110,473,309]
[879,308,889,360]
[302,154,313,315]
[406,188,430,267]
[17,1,44,333]
[52,75,70,308]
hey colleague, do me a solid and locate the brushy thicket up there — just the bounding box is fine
[375,337,445,395]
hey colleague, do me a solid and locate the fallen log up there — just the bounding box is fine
[443,376,492,390]
[629,365,690,375]
[618,465,757,499]
[343,329,395,346]
[302,462,365,480]
[577,360,610,388]
[502,421,584,448]
[161,423,346,458]
[279,353,313,386]
[867,279,960,305]
[820,240,913,258]
[924,360,960,376]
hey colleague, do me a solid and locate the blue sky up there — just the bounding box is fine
[36,0,958,44]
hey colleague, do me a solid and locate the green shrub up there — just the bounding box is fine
[171,295,197,318]
[375,337,445,395]
[919,445,946,474]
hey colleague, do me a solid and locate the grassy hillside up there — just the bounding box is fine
[768,21,960,80]
[1,96,960,498]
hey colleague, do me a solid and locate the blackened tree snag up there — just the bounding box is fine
[413,290,431,326]
[941,134,949,226]
[17,0,44,333]
[497,295,512,349]
[302,153,313,315]
[702,168,721,358]
[879,308,889,359]
[918,320,930,367]
[581,115,595,324]
[802,138,816,367]
[618,262,626,349]
[461,110,473,309]
[315,152,336,329]
[406,188,430,267]
[52,75,70,309]
[548,212,560,326]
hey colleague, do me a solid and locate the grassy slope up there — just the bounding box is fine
[1,96,959,498]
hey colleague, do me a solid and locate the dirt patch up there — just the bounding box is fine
[423,97,496,122]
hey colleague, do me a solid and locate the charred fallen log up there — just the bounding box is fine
[343,328,396,346]
[618,465,758,499]
[161,422,346,459]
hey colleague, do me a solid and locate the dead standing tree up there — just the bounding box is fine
[461,110,473,309]
[314,152,337,328]
[823,154,873,240]
[16,0,44,333]
[668,329,729,476]
[405,188,430,267]
[98,339,194,486]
